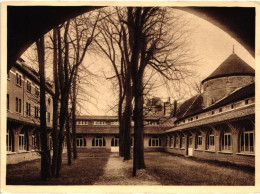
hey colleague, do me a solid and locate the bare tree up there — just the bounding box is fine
[125,7,195,176]
[36,35,51,180]
[94,7,132,160]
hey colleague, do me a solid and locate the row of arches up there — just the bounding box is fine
[6,128,54,153]
[76,136,162,148]
[166,125,254,154]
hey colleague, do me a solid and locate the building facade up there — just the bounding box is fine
[75,115,174,152]
[163,53,255,167]
[6,53,255,168]
[6,59,54,164]
[74,53,255,167]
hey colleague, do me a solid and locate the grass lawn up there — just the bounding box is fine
[6,152,110,185]
[6,151,254,185]
[145,152,255,185]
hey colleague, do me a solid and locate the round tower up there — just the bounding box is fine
[201,53,255,108]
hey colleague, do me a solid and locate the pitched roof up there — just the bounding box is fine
[175,83,255,122]
[202,54,255,84]
[175,95,203,119]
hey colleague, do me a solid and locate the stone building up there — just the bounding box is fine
[163,53,255,167]
[6,52,255,168]
[6,59,54,164]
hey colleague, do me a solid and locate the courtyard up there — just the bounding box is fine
[6,151,254,185]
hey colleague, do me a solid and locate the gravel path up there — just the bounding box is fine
[94,153,161,185]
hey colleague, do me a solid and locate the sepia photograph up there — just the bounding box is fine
[1,1,259,193]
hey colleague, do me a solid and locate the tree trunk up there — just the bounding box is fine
[71,67,78,160]
[66,115,72,165]
[123,68,132,161]
[36,36,51,180]
[51,27,59,177]
[133,79,145,172]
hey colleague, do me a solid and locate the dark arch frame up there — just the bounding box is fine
[7,6,255,72]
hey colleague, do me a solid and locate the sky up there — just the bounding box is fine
[22,8,255,116]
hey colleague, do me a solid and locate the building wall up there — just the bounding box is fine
[6,64,55,164]
[202,75,254,107]
[164,119,255,167]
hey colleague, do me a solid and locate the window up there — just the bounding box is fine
[77,136,87,147]
[240,130,254,153]
[221,128,232,151]
[26,80,31,93]
[6,129,14,152]
[32,131,40,150]
[189,135,193,146]
[206,130,215,150]
[146,120,159,125]
[183,120,185,123]
[16,97,22,113]
[19,130,28,151]
[111,121,119,125]
[219,108,222,113]
[35,106,39,118]
[35,86,39,96]
[16,72,22,86]
[174,135,179,148]
[245,99,249,105]
[180,133,185,148]
[231,104,234,109]
[92,137,106,147]
[195,132,203,150]
[211,98,216,104]
[148,136,161,147]
[169,136,173,147]
[211,111,215,115]
[111,137,119,147]
[26,102,31,116]
[196,116,199,120]
[94,121,106,125]
[7,94,9,111]
[77,120,88,125]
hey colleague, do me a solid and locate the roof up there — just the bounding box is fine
[175,95,203,119]
[175,83,255,122]
[202,54,255,84]
[14,60,54,96]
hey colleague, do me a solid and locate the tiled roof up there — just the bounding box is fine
[175,95,203,119]
[202,54,255,84]
[175,83,254,122]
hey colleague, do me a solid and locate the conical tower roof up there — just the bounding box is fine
[202,53,255,84]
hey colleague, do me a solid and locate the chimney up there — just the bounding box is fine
[173,100,177,116]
